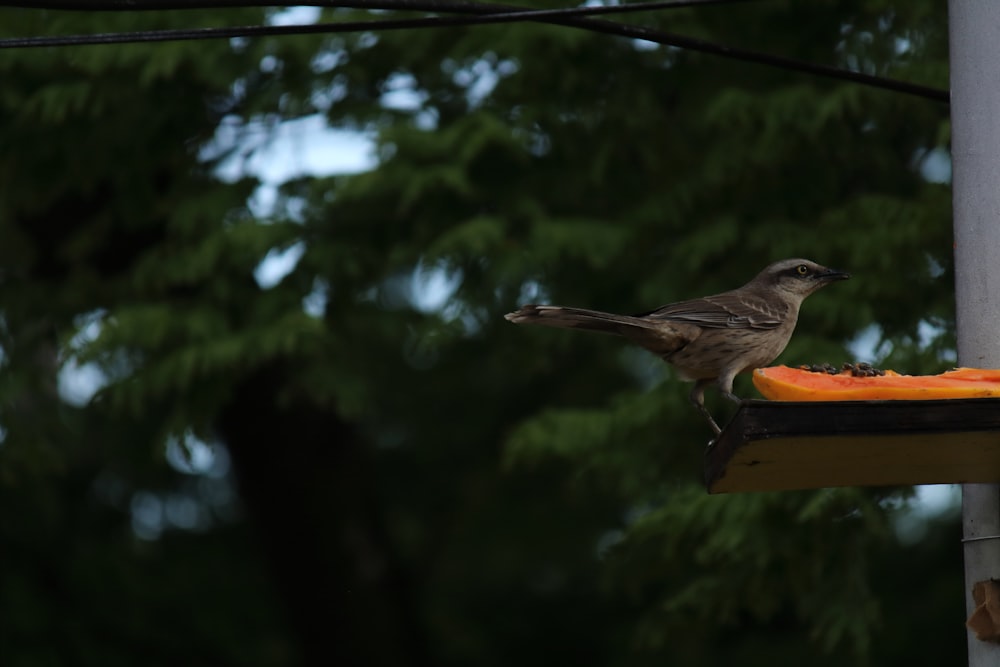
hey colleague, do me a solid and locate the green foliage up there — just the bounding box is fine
[610,487,893,654]
[0,1,964,666]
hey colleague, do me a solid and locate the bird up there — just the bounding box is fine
[505,259,850,435]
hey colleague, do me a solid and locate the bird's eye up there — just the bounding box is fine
[796,264,809,276]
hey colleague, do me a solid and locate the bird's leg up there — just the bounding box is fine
[689,380,721,436]
[717,371,743,404]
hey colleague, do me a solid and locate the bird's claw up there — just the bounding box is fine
[721,391,742,405]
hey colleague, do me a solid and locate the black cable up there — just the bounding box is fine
[0,0,948,103]
[0,0,748,9]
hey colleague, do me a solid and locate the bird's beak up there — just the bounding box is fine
[817,268,851,281]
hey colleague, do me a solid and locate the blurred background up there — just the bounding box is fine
[0,2,962,665]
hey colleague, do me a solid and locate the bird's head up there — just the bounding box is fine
[752,258,851,300]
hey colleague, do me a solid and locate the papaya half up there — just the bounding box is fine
[752,365,1000,401]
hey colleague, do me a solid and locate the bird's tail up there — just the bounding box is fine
[504,305,661,336]
[506,304,697,358]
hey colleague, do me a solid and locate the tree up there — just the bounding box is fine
[0,2,961,666]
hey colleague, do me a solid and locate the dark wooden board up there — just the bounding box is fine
[706,399,1000,493]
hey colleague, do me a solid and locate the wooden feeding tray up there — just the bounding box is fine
[706,398,1000,493]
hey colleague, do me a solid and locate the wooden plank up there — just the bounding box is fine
[706,399,1000,493]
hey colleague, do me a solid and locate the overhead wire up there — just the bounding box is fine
[0,0,948,103]
[0,0,750,10]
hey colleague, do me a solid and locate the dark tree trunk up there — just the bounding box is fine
[218,365,428,667]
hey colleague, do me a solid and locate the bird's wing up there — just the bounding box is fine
[638,292,787,330]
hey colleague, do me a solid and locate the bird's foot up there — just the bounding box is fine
[721,391,743,405]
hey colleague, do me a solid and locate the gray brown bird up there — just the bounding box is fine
[505,259,850,435]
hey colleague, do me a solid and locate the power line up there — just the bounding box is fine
[0,0,756,13]
[0,0,749,9]
[0,0,948,103]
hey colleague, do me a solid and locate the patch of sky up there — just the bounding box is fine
[847,318,954,365]
[516,279,549,306]
[847,323,888,362]
[58,358,107,406]
[58,309,109,406]
[303,279,331,317]
[919,147,951,184]
[381,72,438,130]
[211,114,377,215]
[254,241,306,288]
[130,435,239,540]
[896,485,960,544]
[444,54,518,107]
[166,433,231,478]
[410,260,462,314]
[268,6,321,26]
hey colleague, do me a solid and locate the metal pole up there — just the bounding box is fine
[949,1,1000,664]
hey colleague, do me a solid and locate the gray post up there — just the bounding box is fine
[949,1,1000,664]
